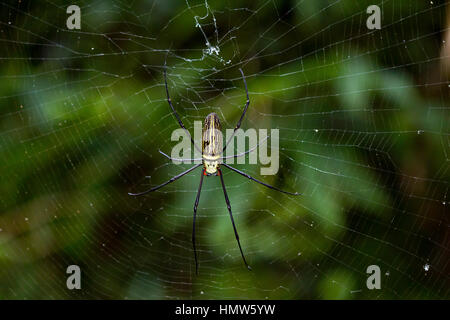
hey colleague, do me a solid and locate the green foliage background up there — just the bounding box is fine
[0,0,448,299]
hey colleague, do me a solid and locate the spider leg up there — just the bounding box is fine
[164,69,202,154]
[128,163,202,196]
[192,169,205,275]
[223,68,250,152]
[222,163,301,196]
[218,167,251,271]
[159,149,203,163]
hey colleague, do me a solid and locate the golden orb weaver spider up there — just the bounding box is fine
[129,68,300,274]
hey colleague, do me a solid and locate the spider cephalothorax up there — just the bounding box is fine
[129,68,300,274]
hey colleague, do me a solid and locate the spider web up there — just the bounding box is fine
[0,0,449,299]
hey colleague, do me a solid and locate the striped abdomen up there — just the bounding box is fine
[202,113,223,174]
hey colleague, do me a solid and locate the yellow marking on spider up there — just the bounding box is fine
[202,155,220,160]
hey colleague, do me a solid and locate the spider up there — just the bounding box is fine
[129,68,300,274]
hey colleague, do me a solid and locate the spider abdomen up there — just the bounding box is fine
[202,113,222,175]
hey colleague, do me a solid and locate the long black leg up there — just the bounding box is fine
[192,169,205,275]
[222,163,300,196]
[164,69,202,154]
[223,68,250,152]
[159,150,203,163]
[128,163,202,196]
[218,168,251,270]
